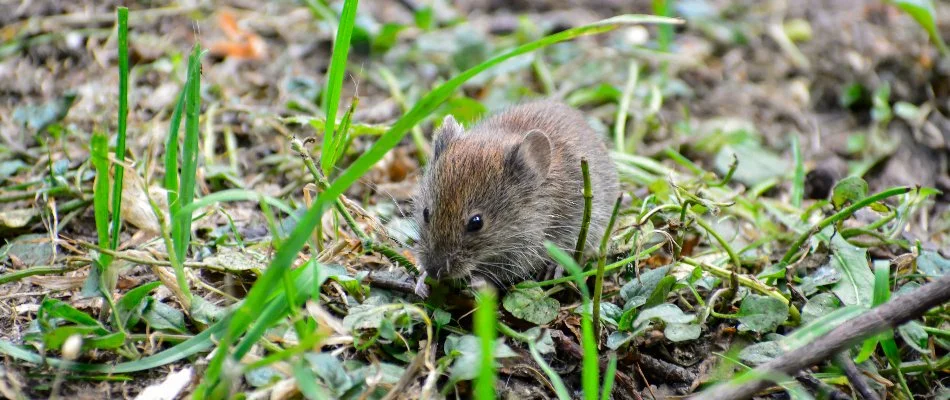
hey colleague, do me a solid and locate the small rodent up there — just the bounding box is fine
[413,100,619,288]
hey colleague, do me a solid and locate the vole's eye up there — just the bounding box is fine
[423,208,431,224]
[466,214,483,232]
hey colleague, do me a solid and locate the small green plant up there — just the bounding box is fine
[889,0,949,57]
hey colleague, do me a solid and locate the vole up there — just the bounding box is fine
[412,100,619,290]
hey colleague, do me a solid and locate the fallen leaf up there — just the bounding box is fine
[208,11,267,60]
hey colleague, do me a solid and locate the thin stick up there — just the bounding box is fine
[832,352,880,400]
[691,272,950,400]
[573,158,593,264]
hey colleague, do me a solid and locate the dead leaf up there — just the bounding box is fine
[106,167,169,237]
[208,11,267,60]
[25,275,86,291]
[133,367,193,400]
[0,209,38,230]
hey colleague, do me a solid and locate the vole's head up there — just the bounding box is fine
[413,115,553,286]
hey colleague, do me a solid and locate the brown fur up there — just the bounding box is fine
[413,100,619,287]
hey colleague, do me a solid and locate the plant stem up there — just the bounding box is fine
[778,186,913,267]
[574,158,593,265]
[614,62,638,152]
[518,241,666,288]
[691,215,742,271]
[592,196,622,344]
[681,256,802,324]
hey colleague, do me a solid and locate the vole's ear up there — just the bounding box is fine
[433,115,463,161]
[506,129,552,179]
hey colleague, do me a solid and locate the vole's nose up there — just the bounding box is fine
[424,255,452,279]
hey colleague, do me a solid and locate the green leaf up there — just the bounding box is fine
[84,331,127,350]
[739,341,783,365]
[897,320,929,353]
[665,323,702,342]
[503,287,560,325]
[801,293,841,323]
[245,366,281,388]
[798,266,841,296]
[633,304,695,327]
[566,83,622,107]
[831,176,868,209]
[917,250,950,278]
[39,298,104,331]
[414,6,433,29]
[434,96,487,127]
[433,308,452,328]
[111,7,130,255]
[839,82,866,108]
[372,23,406,54]
[307,353,354,396]
[644,275,676,308]
[891,0,949,56]
[189,296,226,326]
[12,91,78,133]
[524,328,556,355]
[90,133,112,269]
[819,228,874,307]
[44,325,101,350]
[620,266,671,310]
[342,304,389,331]
[142,300,187,333]
[736,295,789,333]
[715,137,788,187]
[445,335,517,382]
[871,83,892,123]
[116,281,161,329]
[605,324,650,350]
[784,305,864,351]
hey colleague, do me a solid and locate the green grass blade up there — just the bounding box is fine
[614,62,639,152]
[109,7,130,251]
[890,0,949,57]
[174,188,297,221]
[195,15,681,397]
[581,312,599,400]
[601,353,618,400]
[91,133,112,268]
[475,288,498,400]
[175,44,203,263]
[790,134,804,208]
[327,97,358,174]
[164,82,187,213]
[528,341,572,400]
[320,0,359,175]
[653,0,673,52]
[0,321,222,374]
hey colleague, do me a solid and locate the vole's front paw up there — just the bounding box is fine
[541,261,564,281]
[413,271,430,299]
[470,275,498,293]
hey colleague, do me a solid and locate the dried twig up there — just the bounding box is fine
[691,273,950,400]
